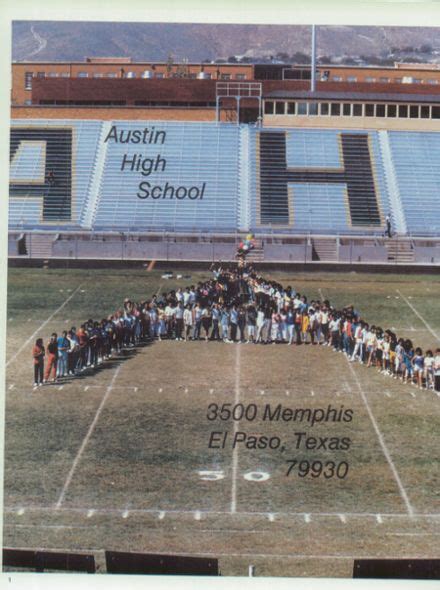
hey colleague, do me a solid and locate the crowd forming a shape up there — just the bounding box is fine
[32,264,440,392]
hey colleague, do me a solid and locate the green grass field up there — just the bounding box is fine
[3,267,440,577]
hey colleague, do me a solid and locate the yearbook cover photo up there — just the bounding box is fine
[3,13,440,581]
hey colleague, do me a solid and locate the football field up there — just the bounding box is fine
[3,267,440,577]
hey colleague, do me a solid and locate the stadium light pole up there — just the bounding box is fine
[311,24,316,93]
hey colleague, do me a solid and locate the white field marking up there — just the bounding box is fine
[231,345,241,514]
[17,508,24,516]
[158,387,163,393]
[155,282,164,298]
[347,360,415,517]
[209,388,214,394]
[84,386,89,392]
[384,390,391,398]
[55,363,123,509]
[87,509,95,518]
[122,510,129,519]
[376,515,383,524]
[8,384,15,390]
[396,289,440,342]
[304,513,311,523]
[158,511,165,520]
[58,385,63,391]
[409,391,416,398]
[194,511,201,521]
[338,514,347,523]
[285,390,290,395]
[268,513,275,522]
[260,389,265,395]
[6,283,84,367]
[310,389,315,397]
[318,288,325,302]
[134,387,138,393]
[5,505,440,519]
[184,387,188,394]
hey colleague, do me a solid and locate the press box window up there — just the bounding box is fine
[330,103,340,116]
[320,103,329,115]
[221,74,231,80]
[24,72,33,90]
[352,104,363,116]
[343,103,351,116]
[432,106,440,119]
[376,104,386,117]
[264,101,274,115]
[387,104,397,118]
[365,104,375,117]
[410,105,419,118]
[347,76,357,83]
[297,103,307,115]
[308,102,318,116]
[77,72,88,78]
[399,105,408,118]
[236,74,246,80]
[275,102,285,115]
[37,72,45,78]
[287,102,296,115]
[420,105,430,119]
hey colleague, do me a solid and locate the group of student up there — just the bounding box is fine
[31,264,440,391]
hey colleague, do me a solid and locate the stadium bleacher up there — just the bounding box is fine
[8,120,440,237]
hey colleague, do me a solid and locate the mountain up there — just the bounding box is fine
[11,21,440,63]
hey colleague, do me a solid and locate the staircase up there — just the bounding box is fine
[385,238,415,263]
[29,233,54,258]
[312,237,338,262]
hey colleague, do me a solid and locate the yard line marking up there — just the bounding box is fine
[194,511,201,521]
[158,511,165,520]
[231,345,241,514]
[87,509,95,518]
[376,514,383,524]
[58,385,63,391]
[396,289,440,342]
[304,513,311,523]
[122,510,129,519]
[17,508,25,516]
[384,390,391,398]
[311,389,315,397]
[409,391,416,398]
[134,387,138,392]
[5,505,440,519]
[84,386,89,392]
[6,283,85,367]
[347,360,415,517]
[8,384,15,390]
[55,363,123,509]
[338,514,347,523]
[318,288,325,302]
[268,513,275,522]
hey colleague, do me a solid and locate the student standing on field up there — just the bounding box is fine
[44,333,58,383]
[32,338,45,386]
